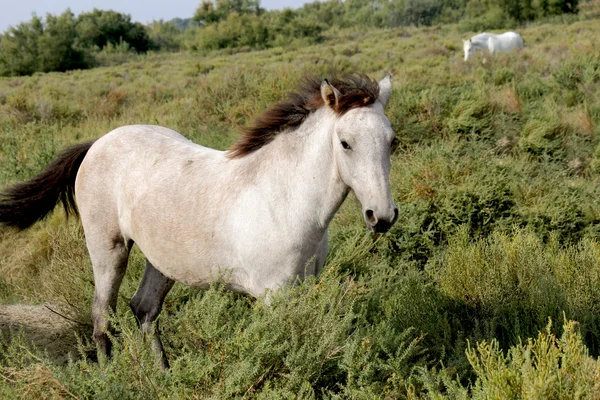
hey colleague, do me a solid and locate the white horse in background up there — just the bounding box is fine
[462,32,523,62]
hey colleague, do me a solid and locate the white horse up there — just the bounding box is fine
[0,74,397,368]
[462,31,523,62]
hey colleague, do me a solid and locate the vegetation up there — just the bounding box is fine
[2,1,600,398]
[0,0,585,76]
[0,9,151,76]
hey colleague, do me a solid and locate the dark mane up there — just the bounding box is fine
[227,74,380,158]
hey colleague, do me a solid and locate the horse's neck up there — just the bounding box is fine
[238,109,348,231]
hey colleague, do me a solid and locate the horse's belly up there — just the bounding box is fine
[126,197,249,290]
[134,229,318,298]
[131,200,324,298]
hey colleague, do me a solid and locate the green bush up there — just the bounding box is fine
[76,9,151,53]
[402,0,444,26]
[0,9,151,77]
[446,87,497,137]
[518,106,568,157]
[466,319,600,398]
[0,11,89,77]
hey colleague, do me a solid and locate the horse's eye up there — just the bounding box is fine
[341,141,351,150]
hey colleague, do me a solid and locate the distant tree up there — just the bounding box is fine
[147,20,184,51]
[0,16,44,76]
[40,11,88,72]
[169,18,192,30]
[76,9,151,52]
[535,0,579,16]
[499,0,535,22]
[192,0,263,25]
[403,0,443,26]
[0,10,89,76]
[193,0,222,24]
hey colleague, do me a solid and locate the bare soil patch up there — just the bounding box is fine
[0,305,82,364]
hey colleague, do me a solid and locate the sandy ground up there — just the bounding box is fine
[0,305,82,364]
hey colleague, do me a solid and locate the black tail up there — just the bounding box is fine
[0,140,95,230]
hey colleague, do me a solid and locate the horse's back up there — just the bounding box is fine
[488,31,523,53]
[498,32,523,46]
[77,125,216,194]
[75,125,223,240]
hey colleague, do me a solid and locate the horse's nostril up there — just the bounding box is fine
[365,209,377,225]
[393,208,399,222]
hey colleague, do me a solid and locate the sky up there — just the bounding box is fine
[0,0,309,33]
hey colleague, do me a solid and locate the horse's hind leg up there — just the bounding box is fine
[88,238,132,361]
[130,259,175,370]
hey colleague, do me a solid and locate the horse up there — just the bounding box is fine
[0,74,398,369]
[462,31,523,62]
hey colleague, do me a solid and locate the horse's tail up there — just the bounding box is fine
[0,140,95,230]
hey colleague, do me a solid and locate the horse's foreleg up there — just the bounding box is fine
[130,259,175,370]
[314,231,329,276]
[89,238,131,362]
[261,232,329,306]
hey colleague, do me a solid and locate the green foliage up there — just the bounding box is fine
[403,0,444,26]
[518,112,567,157]
[0,9,151,77]
[591,143,600,173]
[0,0,587,74]
[466,319,600,398]
[190,13,269,50]
[187,7,325,51]
[2,5,600,397]
[536,0,580,17]
[192,0,262,24]
[146,21,184,52]
[459,0,580,30]
[76,9,151,53]
[0,11,89,77]
[184,0,582,53]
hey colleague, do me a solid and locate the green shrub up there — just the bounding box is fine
[0,12,90,77]
[492,68,515,86]
[76,9,151,53]
[402,0,444,26]
[518,111,568,157]
[446,88,497,137]
[459,4,510,32]
[591,143,600,172]
[467,318,600,398]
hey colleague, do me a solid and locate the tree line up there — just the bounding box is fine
[187,0,579,49]
[0,9,152,76]
[0,0,580,77]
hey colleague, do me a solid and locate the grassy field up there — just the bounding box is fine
[2,6,600,398]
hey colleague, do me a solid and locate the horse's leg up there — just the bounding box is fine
[130,259,175,370]
[263,231,329,306]
[314,231,329,276]
[88,238,132,361]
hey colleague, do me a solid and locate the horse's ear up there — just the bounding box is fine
[461,39,466,43]
[377,74,392,108]
[321,79,340,109]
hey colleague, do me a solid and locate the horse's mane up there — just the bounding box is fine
[227,74,379,158]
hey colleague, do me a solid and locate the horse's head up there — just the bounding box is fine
[321,76,397,233]
[462,38,473,61]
